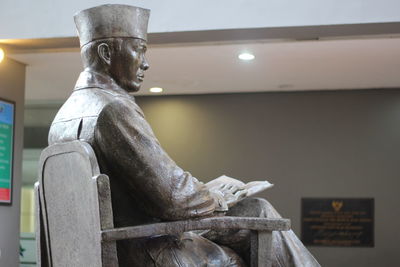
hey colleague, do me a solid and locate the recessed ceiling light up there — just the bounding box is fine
[0,48,4,63]
[238,52,255,61]
[149,87,163,93]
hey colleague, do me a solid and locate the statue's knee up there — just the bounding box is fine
[229,197,282,218]
[250,198,282,218]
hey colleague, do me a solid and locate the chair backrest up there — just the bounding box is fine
[36,141,117,267]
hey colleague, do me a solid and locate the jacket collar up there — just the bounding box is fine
[74,70,131,97]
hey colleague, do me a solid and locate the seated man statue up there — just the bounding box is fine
[48,4,320,267]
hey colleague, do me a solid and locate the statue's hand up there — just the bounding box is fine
[210,183,248,210]
[210,190,228,212]
[219,183,248,208]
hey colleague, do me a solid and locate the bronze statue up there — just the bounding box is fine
[48,4,320,266]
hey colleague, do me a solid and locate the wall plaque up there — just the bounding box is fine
[301,198,374,247]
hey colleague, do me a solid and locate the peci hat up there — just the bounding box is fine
[74,4,150,47]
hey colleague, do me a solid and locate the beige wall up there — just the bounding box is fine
[0,58,25,267]
[23,89,399,266]
[136,90,400,267]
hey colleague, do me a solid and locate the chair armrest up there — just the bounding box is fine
[101,216,290,242]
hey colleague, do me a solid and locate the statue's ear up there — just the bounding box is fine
[97,43,111,65]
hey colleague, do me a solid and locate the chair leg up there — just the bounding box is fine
[250,230,273,267]
[35,183,50,267]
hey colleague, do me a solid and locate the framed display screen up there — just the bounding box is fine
[0,99,15,204]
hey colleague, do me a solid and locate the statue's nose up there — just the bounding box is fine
[141,58,149,70]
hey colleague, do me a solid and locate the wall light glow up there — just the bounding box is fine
[150,87,163,93]
[238,52,255,61]
[0,48,4,63]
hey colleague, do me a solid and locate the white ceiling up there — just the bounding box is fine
[11,37,400,103]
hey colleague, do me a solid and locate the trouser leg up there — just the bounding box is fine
[204,198,321,267]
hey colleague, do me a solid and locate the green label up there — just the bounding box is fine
[0,123,12,188]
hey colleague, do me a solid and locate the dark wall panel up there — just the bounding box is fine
[135,89,400,267]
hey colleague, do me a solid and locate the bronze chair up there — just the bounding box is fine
[35,141,290,267]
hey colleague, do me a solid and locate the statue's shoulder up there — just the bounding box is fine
[54,87,120,121]
[98,92,145,119]
[48,87,121,145]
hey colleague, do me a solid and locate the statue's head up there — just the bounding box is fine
[74,4,150,92]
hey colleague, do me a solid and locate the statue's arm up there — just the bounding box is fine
[94,98,223,220]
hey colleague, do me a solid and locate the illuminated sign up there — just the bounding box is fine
[0,99,14,204]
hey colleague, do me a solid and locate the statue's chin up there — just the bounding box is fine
[120,81,141,93]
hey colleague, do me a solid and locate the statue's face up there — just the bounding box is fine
[110,38,149,92]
